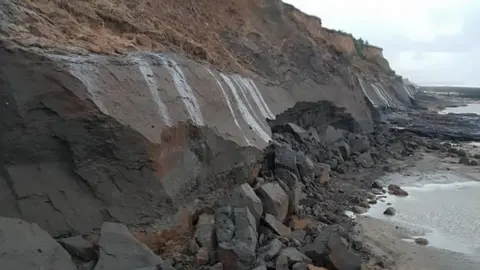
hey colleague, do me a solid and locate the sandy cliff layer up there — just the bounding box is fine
[0,0,416,236]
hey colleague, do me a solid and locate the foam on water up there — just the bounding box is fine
[365,177,480,255]
[133,55,172,126]
[157,55,205,126]
[205,68,251,145]
[220,73,271,143]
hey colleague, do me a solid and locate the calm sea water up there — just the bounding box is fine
[365,172,480,256]
[440,103,480,115]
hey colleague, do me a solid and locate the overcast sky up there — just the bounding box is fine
[283,0,480,86]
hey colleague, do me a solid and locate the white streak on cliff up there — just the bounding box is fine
[242,77,276,119]
[358,77,376,107]
[404,86,415,99]
[66,60,110,115]
[206,68,251,145]
[133,55,172,126]
[371,83,390,107]
[157,55,205,126]
[220,73,271,143]
[376,84,395,107]
[231,75,267,129]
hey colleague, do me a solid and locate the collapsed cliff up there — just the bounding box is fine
[1,0,416,237]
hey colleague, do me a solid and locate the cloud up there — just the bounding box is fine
[283,0,480,86]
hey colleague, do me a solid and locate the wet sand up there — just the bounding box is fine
[359,148,480,270]
[359,216,480,270]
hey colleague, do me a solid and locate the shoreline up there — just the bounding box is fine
[352,96,480,270]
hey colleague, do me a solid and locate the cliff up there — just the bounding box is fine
[0,0,416,236]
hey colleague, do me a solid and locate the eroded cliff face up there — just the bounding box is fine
[0,0,416,236]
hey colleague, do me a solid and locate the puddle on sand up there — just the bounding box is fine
[364,175,480,256]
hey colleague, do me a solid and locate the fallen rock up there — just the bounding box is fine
[272,123,310,142]
[314,163,331,184]
[388,184,409,196]
[58,235,96,261]
[474,154,480,159]
[94,222,173,270]
[194,213,215,249]
[323,126,344,143]
[352,206,367,214]
[276,248,312,270]
[457,149,467,157]
[232,183,264,225]
[336,140,352,160]
[383,207,396,216]
[301,229,361,270]
[292,262,309,270]
[0,217,77,270]
[355,152,374,168]
[216,206,257,270]
[256,238,285,262]
[210,262,224,270]
[371,180,383,189]
[195,247,210,266]
[459,157,470,165]
[470,159,479,166]
[263,214,291,237]
[292,230,307,243]
[275,144,300,176]
[297,154,315,180]
[414,238,429,246]
[256,183,289,222]
[349,134,370,153]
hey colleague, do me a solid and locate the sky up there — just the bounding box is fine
[283,0,480,86]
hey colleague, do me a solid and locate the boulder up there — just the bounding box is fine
[232,183,264,225]
[388,184,409,196]
[336,140,352,160]
[457,149,467,157]
[296,153,315,180]
[291,230,307,243]
[275,145,300,175]
[216,206,257,270]
[195,247,210,266]
[355,152,374,168]
[263,214,291,237]
[349,134,370,153]
[470,159,479,166]
[57,235,96,261]
[474,154,480,159]
[414,238,429,246]
[256,183,289,222]
[0,217,77,270]
[272,123,310,142]
[94,222,173,270]
[194,213,215,249]
[323,126,343,143]
[459,157,470,165]
[352,206,367,214]
[314,163,331,184]
[276,248,312,270]
[301,229,361,270]
[383,207,396,216]
[371,180,383,189]
[256,238,285,262]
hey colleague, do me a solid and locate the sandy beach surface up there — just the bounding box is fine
[358,145,480,270]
